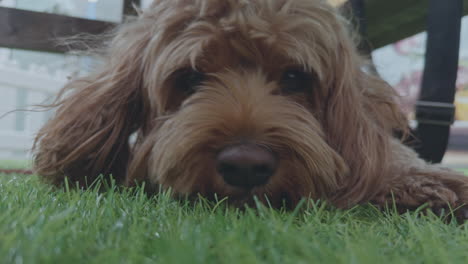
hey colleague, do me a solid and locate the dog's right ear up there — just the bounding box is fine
[33,21,152,187]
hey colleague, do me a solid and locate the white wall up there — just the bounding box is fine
[0,62,66,159]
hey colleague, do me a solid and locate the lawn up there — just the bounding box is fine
[1,164,468,264]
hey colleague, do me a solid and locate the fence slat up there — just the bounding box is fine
[0,7,115,53]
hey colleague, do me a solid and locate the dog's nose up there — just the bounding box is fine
[216,144,277,189]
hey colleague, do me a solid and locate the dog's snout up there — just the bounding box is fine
[216,144,277,189]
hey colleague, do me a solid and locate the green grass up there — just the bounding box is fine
[1,169,468,264]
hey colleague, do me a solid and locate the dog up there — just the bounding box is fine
[33,0,468,220]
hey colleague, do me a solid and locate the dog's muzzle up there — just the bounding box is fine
[216,144,277,189]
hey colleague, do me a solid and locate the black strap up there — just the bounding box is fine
[413,0,463,163]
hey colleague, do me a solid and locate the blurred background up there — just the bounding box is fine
[0,0,467,167]
[0,0,152,161]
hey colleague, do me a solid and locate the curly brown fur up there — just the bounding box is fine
[33,0,468,220]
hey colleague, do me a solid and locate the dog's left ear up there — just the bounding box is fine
[323,29,408,206]
[33,21,152,187]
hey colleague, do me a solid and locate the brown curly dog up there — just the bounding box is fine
[33,0,468,221]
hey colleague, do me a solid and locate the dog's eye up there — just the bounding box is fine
[280,69,313,94]
[174,69,205,95]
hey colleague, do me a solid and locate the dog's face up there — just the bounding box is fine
[34,0,406,208]
[130,0,355,207]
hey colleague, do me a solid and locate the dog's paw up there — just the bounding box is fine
[432,204,468,223]
[453,205,468,223]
